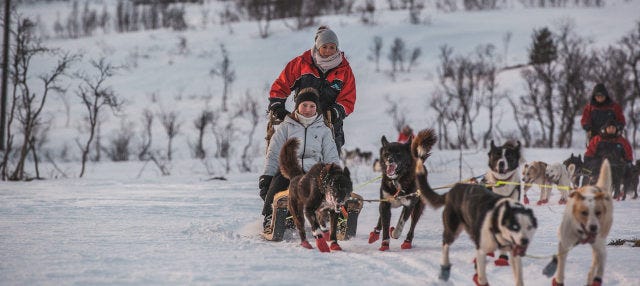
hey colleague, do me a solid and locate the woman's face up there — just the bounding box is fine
[298,101,317,117]
[595,93,606,103]
[318,43,338,58]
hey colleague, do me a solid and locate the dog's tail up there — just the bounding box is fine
[279,138,304,179]
[412,128,437,161]
[414,162,446,208]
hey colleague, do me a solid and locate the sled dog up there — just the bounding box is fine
[416,163,537,286]
[368,129,437,251]
[280,138,353,252]
[522,161,572,205]
[545,159,613,286]
[484,140,524,201]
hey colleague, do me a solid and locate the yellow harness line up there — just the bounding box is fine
[353,175,382,191]
[361,189,422,203]
[494,180,574,191]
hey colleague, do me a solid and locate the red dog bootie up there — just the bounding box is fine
[494,254,509,266]
[551,277,564,286]
[314,235,330,253]
[592,277,602,286]
[472,273,489,286]
[558,198,567,205]
[523,195,529,205]
[536,199,548,206]
[379,240,390,251]
[300,240,313,249]
[368,229,380,244]
[400,240,412,249]
[329,241,342,251]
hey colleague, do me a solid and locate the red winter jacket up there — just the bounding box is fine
[580,100,625,135]
[269,50,356,120]
[585,135,633,162]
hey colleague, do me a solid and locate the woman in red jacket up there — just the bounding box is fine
[581,83,625,141]
[268,26,356,153]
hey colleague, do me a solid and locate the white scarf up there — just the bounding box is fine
[295,111,318,127]
[312,48,343,73]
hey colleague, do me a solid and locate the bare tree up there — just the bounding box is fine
[384,95,407,133]
[137,108,153,160]
[619,21,640,147]
[554,23,590,147]
[210,44,235,112]
[368,36,383,72]
[476,44,505,149]
[525,26,559,147]
[407,47,422,72]
[435,45,482,149]
[104,119,133,162]
[507,97,533,147]
[158,109,180,161]
[357,0,376,25]
[3,17,76,181]
[192,109,213,159]
[388,37,406,74]
[76,57,122,178]
[237,91,260,172]
[245,0,273,38]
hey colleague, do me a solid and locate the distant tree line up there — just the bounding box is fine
[424,21,640,150]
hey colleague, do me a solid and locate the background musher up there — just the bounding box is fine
[581,83,625,142]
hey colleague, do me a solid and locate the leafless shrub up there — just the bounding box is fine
[76,57,122,177]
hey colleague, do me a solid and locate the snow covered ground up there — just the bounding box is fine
[2,148,639,285]
[2,0,640,285]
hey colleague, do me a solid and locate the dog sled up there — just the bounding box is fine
[262,190,364,242]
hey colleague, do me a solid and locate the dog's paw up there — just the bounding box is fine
[591,277,602,286]
[558,198,567,205]
[438,264,451,281]
[472,273,489,286]
[536,199,548,206]
[400,240,412,249]
[523,195,529,205]
[379,240,390,251]
[300,240,313,249]
[315,237,330,253]
[494,255,509,266]
[368,229,380,244]
[329,242,342,251]
[551,277,564,286]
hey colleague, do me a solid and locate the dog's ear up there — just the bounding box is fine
[516,140,522,149]
[596,159,612,196]
[381,135,389,146]
[567,164,576,176]
[343,166,351,177]
[569,190,583,200]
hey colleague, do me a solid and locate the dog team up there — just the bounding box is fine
[259,28,626,285]
[264,124,619,286]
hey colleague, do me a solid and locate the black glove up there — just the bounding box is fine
[327,105,341,122]
[272,108,289,121]
[258,175,273,200]
[583,125,591,131]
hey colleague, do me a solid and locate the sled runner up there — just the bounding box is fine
[261,190,363,242]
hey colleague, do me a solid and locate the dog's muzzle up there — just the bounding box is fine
[512,238,530,256]
[386,162,398,179]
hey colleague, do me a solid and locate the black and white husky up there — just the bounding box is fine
[416,162,537,286]
[484,140,524,201]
